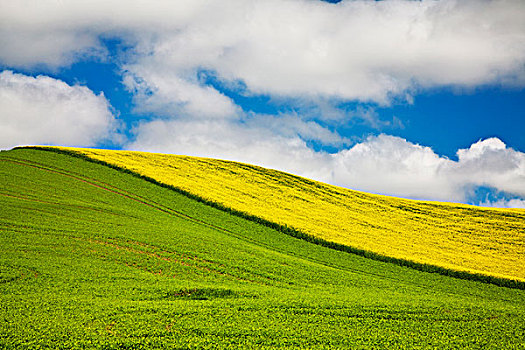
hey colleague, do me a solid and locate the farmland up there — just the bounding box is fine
[1,147,525,348]
[63,147,525,283]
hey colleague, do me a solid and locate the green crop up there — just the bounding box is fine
[1,148,524,349]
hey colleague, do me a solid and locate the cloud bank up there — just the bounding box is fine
[332,136,525,204]
[479,198,525,209]
[0,71,119,149]
[2,0,525,105]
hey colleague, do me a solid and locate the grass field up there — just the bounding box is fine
[1,148,525,349]
[62,147,525,283]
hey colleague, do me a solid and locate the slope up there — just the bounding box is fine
[53,147,525,283]
[1,148,525,348]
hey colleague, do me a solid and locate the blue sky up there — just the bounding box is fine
[1,0,524,207]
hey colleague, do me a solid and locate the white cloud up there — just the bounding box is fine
[245,113,350,147]
[332,136,525,202]
[479,198,525,209]
[331,134,454,200]
[0,70,120,149]
[454,138,525,196]
[119,0,525,114]
[122,66,240,119]
[1,0,525,104]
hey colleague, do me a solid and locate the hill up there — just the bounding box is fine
[1,147,525,348]
[54,146,525,283]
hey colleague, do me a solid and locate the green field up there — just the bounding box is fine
[1,148,525,349]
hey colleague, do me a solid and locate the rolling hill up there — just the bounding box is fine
[1,147,524,349]
[58,146,525,283]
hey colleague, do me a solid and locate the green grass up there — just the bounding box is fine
[1,148,524,349]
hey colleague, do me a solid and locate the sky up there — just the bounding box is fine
[1,0,524,208]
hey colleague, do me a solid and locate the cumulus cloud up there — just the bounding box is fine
[122,67,241,120]
[331,135,453,200]
[332,136,525,202]
[454,138,525,197]
[0,70,120,149]
[1,0,525,105]
[479,198,525,209]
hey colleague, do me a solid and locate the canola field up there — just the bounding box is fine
[60,147,525,282]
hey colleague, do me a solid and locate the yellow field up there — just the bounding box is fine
[62,147,525,282]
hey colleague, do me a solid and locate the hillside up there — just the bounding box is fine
[55,146,525,283]
[1,147,525,348]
